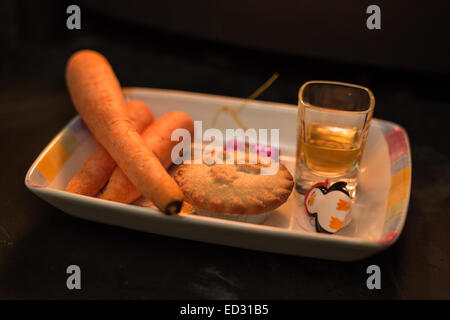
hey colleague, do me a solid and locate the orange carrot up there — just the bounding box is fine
[66,100,153,196]
[65,49,184,214]
[101,111,194,204]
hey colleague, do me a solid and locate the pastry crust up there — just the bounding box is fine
[174,161,294,214]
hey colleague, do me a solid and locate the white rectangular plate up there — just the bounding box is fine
[25,88,412,261]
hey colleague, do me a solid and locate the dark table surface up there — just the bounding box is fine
[0,16,449,300]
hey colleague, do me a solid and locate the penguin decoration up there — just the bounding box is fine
[304,181,353,234]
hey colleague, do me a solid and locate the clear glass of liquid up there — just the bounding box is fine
[295,81,375,197]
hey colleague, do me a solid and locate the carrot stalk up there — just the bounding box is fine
[65,50,184,214]
[65,100,153,196]
[101,111,194,204]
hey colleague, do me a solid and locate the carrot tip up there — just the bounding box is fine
[165,201,183,215]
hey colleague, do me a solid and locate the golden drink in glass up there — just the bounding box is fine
[295,81,375,197]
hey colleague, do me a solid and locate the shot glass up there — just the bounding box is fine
[295,81,375,198]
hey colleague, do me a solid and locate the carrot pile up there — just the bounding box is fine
[65,49,188,215]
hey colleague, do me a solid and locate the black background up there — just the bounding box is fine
[0,0,449,299]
